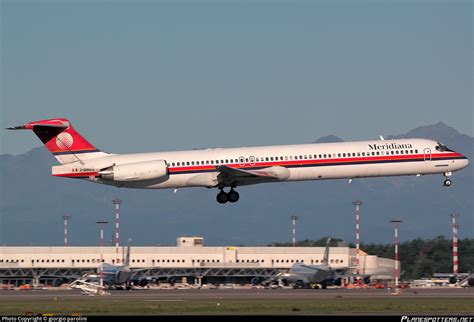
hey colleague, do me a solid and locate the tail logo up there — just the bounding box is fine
[56,132,74,149]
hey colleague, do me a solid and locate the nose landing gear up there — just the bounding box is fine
[216,188,240,204]
[443,172,453,187]
[443,179,452,187]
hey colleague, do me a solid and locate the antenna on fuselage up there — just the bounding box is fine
[379,135,385,141]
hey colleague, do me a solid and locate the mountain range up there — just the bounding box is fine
[0,122,472,246]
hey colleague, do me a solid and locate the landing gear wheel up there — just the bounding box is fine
[216,190,228,204]
[443,179,452,187]
[228,190,240,203]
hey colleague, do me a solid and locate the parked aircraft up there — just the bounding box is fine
[71,240,149,290]
[266,238,357,289]
[8,118,469,203]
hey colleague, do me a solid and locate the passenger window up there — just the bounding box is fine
[270,157,274,161]
[285,156,288,160]
[280,156,283,160]
[299,155,303,159]
[172,163,175,166]
[362,152,365,156]
[304,155,308,159]
[338,153,341,157]
[225,159,228,163]
[343,153,346,157]
[186,162,190,166]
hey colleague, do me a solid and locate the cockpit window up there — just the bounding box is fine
[435,142,453,152]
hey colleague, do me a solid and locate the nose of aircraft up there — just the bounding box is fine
[458,154,469,169]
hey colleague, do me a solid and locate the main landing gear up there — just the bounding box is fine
[216,188,240,204]
[443,172,452,187]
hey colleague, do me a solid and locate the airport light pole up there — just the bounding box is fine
[291,215,298,247]
[451,213,459,276]
[63,215,71,246]
[112,198,122,265]
[352,200,363,275]
[390,219,402,289]
[96,220,108,288]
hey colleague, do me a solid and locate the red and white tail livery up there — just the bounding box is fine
[8,118,469,204]
[8,118,108,164]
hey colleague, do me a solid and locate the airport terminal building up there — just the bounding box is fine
[0,237,396,286]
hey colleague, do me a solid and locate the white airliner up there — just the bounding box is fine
[8,118,469,204]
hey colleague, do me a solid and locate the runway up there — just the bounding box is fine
[1,287,472,300]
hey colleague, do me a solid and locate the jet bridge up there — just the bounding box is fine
[0,267,286,287]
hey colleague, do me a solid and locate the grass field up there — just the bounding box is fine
[1,298,473,315]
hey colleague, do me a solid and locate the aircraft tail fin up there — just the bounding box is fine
[6,118,109,164]
[124,239,131,267]
[322,237,331,266]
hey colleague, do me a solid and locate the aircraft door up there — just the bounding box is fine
[423,148,431,161]
[249,156,256,166]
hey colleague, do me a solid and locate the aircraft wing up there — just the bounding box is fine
[216,165,290,186]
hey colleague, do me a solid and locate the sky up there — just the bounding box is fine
[1,0,472,156]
